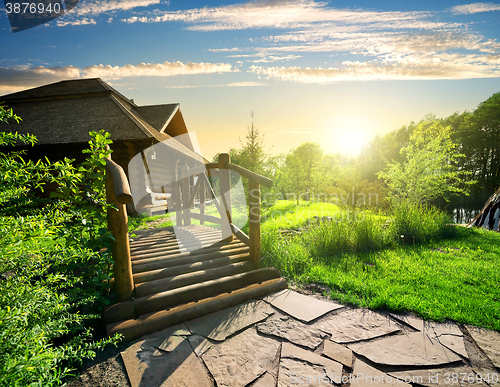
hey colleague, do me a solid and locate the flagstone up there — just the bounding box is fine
[281,342,343,379]
[389,313,424,331]
[351,359,411,387]
[433,333,468,359]
[466,325,500,369]
[253,372,276,387]
[201,327,280,387]
[348,332,462,366]
[186,334,213,357]
[278,342,343,387]
[313,308,400,343]
[322,340,353,368]
[389,364,488,387]
[121,338,210,387]
[186,300,274,341]
[264,289,343,323]
[256,315,328,349]
[426,321,463,337]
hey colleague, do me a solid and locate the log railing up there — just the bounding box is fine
[105,150,134,302]
[106,151,271,301]
[175,153,272,268]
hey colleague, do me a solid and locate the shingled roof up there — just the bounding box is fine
[0,78,185,145]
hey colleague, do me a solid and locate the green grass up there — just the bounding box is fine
[261,201,500,331]
[305,227,500,330]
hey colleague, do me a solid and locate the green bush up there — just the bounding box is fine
[389,203,453,246]
[0,128,121,386]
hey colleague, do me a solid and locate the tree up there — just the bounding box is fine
[283,142,323,204]
[378,116,471,206]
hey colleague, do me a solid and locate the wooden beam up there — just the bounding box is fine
[224,163,273,188]
[231,223,250,246]
[248,179,261,268]
[107,278,288,341]
[180,166,191,226]
[106,172,134,302]
[218,153,233,240]
[189,212,222,224]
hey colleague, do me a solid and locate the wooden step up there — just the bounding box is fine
[131,240,246,262]
[132,246,249,274]
[134,261,255,298]
[107,277,288,341]
[104,267,281,324]
[133,253,250,283]
[130,230,223,250]
[130,235,224,254]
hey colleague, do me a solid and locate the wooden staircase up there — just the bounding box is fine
[103,152,287,341]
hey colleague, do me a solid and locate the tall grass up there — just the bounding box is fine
[261,201,454,278]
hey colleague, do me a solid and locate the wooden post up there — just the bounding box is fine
[199,175,206,225]
[248,179,261,268]
[106,173,134,302]
[180,166,191,226]
[174,176,182,226]
[218,153,233,240]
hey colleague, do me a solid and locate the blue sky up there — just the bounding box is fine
[1,0,500,158]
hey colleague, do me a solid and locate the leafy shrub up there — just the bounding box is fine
[0,126,121,386]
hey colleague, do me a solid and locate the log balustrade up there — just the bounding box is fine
[105,151,273,302]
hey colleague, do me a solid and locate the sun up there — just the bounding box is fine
[328,116,371,156]
[338,131,367,156]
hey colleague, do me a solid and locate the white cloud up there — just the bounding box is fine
[249,56,500,83]
[56,18,97,26]
[0,61,236,92]
[74,0,161,15]
[450,2,500,15]
[83,61,236,78]
[121,0,431,30]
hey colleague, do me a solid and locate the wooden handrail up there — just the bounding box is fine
[205,161,272,188]
[105,159,133,204]
[105,146,134,302]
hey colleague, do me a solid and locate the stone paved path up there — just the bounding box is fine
[119,289,500,387]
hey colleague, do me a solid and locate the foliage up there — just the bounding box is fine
[0,122,121,386]
[378,116,472,206]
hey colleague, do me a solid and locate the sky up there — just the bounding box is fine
[1,0,500,160]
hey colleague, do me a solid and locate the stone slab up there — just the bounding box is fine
[313,308,400,343]
[389,364,488,387]
[352,359,411,387]
[202,327,280,387]
[281,342,343,379]
[434,333,468,359]
[186,300,274,341]
[389,313,424,331]
[186,334,213,357]
[348,332,462,367]
[466,325,500,369]
[278,358,334,387]
[322,340,353,368]
[256,315,328,349]
[264,289,343,323]
[253,372,276,387]
[278,342,343,386]
[158,335,185,353]
[427,321,463,337]
[121,338,210,387]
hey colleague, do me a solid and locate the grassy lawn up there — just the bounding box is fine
[261,201,500,331]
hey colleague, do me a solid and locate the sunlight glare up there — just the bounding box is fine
[329,116,371,156]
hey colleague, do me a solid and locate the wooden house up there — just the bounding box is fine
[0,78,200,212]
